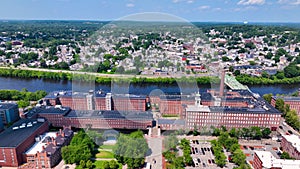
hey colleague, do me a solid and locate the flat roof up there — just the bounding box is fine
[25,132,57,155]
[186,105,280,114]
[66,110,153,120]
[0,119,47,148]
[273,96,300,101]
[157,119,185,125]
[34,106,71,115]
[255,151,300,169]
[0,103,17,110]
[282,134,300,153]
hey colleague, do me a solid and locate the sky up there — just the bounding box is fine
[0,0,300,22]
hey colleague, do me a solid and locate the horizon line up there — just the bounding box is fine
[1,19,300,24]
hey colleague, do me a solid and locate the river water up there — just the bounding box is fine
[0,77,299,96]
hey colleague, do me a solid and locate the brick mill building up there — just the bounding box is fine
[27,105,154,130]
[43,90,150,111]
[20,126,73,169]
[183,91,281,131]
[0,118,49,167]
[271,95,300,118]
[253,151,300,169]
[281,134,300,160]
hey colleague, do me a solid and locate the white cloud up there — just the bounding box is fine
[198,5,210,10]
[172,0,194,3]
[238,0,265,5]
[126,3,135,7]
[213,7,222,11]
[278,0,300,5]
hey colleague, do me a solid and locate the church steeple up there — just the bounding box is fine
[195,92,201,107]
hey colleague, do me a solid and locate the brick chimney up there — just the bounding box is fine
[220,69,225,97]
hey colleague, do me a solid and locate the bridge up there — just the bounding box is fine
[224,74,249,90]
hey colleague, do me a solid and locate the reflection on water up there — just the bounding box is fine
[0,77,299,96]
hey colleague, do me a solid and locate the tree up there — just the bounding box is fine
[79,160,85,168]
[229,128,238,138]
[262,128,271,138]
[263,93,273,104]
[275,98,285,113]
[230,144,240,153]
[233,70,241,76]
[102,161,110,169]
[114,131,149,168]
[17,100,30,108]
[86,160,93,169]
[222,56,230,62]
[284,64,299,78]
[212,127,221,136]
[285,110,300,131]
[164,134,178,151]
[276,72,285,79]
[280,152,294,159]
[232,149,246,166]
[109,160,119,169]
[250,126,262,140]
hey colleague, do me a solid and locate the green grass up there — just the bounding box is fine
[96,151,115,158]
[162,114,180,118]
[99,144,116,150]
[93,160,122,169]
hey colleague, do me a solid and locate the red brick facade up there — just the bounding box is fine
[0,121,49,167]
[185,110,280,130]
[281,135,300,160]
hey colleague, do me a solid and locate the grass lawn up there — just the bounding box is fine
[99,144,116,150]
[94,160,122,169]
[96,151,115,158]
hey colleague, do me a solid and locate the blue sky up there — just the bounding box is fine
[0,0,300,22]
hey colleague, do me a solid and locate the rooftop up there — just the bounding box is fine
[157,119,185,125]
[0,118,47,148]
[25,132,57,155]
[273,96,300,101]
[255,151,300,169]
[282,134,300,153]
[66,110,153,120]
[0,103,17,110]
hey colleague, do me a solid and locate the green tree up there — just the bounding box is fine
[109,160,119,169]
[285,110,300,131]
[102,161,110,169]
[79,160,85,168]
[263,93,273,104]
[86,160,93,169]
[232,149,246,166]
[275,98,285,113]
[113,131,149,169]
[262,128,272,138]
[233,70,241,76]
[164,134,178,151]
[280,152,294,159]
[17,100,30,108]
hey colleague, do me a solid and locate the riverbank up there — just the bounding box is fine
[236,74,300,85]
[1,67,300,85]
[0,68,218,85]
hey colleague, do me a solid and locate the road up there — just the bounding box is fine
[278,117,300,137]
[145,136,163,169]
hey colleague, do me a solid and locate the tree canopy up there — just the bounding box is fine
[113,131,149,169]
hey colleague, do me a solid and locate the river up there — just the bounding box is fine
[0,77,299,96]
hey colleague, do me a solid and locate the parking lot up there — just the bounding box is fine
[186,140,220,169]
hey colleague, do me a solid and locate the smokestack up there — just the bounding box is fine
[220,69,225,97]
